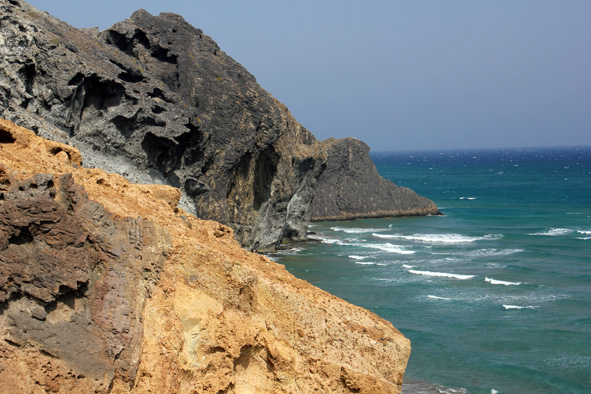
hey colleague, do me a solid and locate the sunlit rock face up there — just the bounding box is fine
[0,119,410,393]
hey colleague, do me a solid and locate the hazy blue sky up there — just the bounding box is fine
[27,0,590,151]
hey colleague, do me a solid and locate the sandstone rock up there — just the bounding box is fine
[0,119,410,392]
[0,0,438,250]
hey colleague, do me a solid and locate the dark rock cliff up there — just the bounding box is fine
[309,138,440,221]
[0,0,439,249]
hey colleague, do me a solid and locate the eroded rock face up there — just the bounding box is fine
[0,0,438,250]
[0,164,170,388]
[310,138,441,220]
[0,119,410,393]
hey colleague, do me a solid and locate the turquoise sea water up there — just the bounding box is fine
[271,147,591,394]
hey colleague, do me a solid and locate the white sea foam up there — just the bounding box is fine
[362,243,415,254]
[485,277,522,286]
[428,295,451,301]
[503,305,538,310]
[467,197,477,200]
[373,233,501,244]
[402,264,414,269]
[577,237,591,240]
[307,234,347,246]
[331,226,386,234]
[348,255,369,260]
[577,230,591,235]
[355,261,376,265]
[529,228,573,236]
[408,269,475,280]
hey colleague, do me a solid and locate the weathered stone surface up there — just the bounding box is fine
[0,119,410,393]
[0,0,438,250]
[0,122,171,389]
[310,138,441,221]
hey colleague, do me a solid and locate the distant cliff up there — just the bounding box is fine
[0,0,439,250]
[310,138,440,221]
[0,119,410,393]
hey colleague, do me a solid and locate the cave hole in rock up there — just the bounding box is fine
[0,129,16,143]
[9,226,34,245]
[253,146,278,210]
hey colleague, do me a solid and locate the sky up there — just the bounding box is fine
[26,0,590,151]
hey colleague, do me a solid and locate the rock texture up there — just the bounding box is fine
[0,0,439,250]
[310,138,440,221]
[0,119,410,392]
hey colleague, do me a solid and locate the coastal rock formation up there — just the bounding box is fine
[0,0,439,250]
[0,119,410,392]
[310,138,440,221]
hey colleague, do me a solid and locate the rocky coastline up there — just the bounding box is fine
[0,118,410,393]
[0,0,439,251]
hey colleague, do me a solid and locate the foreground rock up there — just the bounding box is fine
[0,119,410,392]
[0,0,439,250]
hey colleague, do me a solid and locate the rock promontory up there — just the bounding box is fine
[310,138,440,221]
[0,118,410,393]
[0,0,440,250]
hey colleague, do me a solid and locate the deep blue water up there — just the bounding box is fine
[272,146,591,394]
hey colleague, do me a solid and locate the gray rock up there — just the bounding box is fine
[310,138,441,221]
[0,0,439,250]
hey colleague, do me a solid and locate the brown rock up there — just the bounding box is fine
[0,119,410,393]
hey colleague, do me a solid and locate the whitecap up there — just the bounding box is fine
[577,230,591,235]
[348,255,369,260]
[408,269,475,280]
[528,228,573,236]
[362,243,415,255]
[467,197,477,200]
[307,234,345,245]
[577,237,591,240]
[331,226,386,234]
[485,277,522,286]
[355,261,376,265]
[373,233,501,244]
[402,264,414,269]
[427,295,451,301]
[503,305,538,310]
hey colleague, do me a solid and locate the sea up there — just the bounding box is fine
[270,146,591,394]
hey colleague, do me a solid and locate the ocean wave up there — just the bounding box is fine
[485,277,522,286]
[427,295,451,301]
[348,255,369,260]
[528,228,573,236]
[577,230,591,235]
[307,234,345,245]
[355,261,376,265]
[402,264,414,269]
[407,269,475,280]
[434,248,523,258]
[373,233,501,244]
[362,243,416,254]
[576,237,591,240]
[503,305,538,310]
[331,226,386,234]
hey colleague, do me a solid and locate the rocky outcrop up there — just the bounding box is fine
[0,0,438,250]
[310,138,441,221]
[0,119,410,392]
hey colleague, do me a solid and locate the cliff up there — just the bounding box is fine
[310,138,440,221]
[0,0,439,250]
[0,119,410,392]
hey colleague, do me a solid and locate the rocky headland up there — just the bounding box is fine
[0,119,410,393]
[0,0,439,251]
